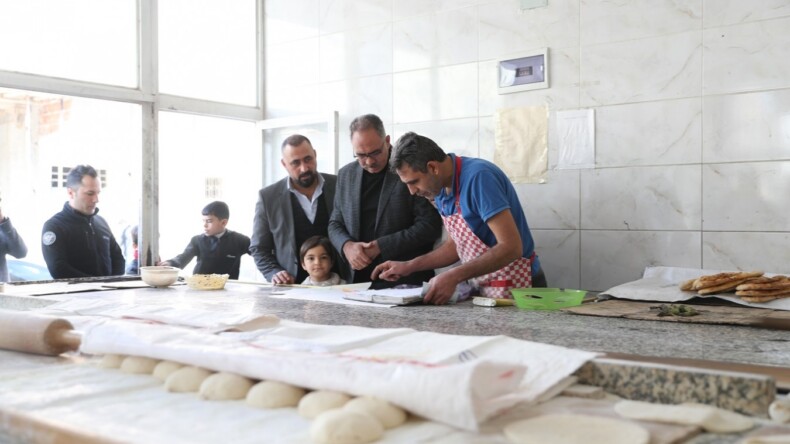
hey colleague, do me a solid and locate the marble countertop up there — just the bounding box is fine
[3,282,788,369]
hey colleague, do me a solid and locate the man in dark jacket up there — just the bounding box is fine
[42,165,125,279]
[0,197,28,282]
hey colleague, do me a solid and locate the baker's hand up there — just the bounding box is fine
[423,273,459,305]
[372,260,408,281]
[272,270,295,285]
[343,241,373,270]
[156,260,172,266]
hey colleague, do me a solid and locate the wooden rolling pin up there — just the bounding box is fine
[0,309,81,356]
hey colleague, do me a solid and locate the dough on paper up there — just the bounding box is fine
[246,380,306,409]
[152,361,184,381]
[310,409,384,444]
[199,372,254,400]
[164,366,214,393]
[343,396,407,429]
[769,398,790,423]
[298,390,352,419]
[98,354,125,369]
[742,435,790,444]
[120,356,160,374]
[503,413,649,444]
[614,400,754,433]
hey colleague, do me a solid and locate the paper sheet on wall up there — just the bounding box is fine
[494,106,548,184]
[557,109,595,169]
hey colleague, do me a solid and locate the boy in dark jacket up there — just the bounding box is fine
[159,201,250,279]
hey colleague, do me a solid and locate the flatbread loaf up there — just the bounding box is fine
[736,276,790,291]
[692,271,763,291]
[738,293,790,303]
[679,279,696,291]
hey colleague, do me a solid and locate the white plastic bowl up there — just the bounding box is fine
[140,266,179,287]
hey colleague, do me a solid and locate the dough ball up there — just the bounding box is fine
[504,413,649,444]
[199,372,254,400]
[98,354,125,369]
[120,356,160,374]
[310,409,384,444]
[769,399,790,423]
[298,390,352,419]
[246,380,306,409]
[152,361,184,381]
[164,366,214,393]
[343,396,407,429]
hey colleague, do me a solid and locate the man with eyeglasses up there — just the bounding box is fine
[250,134,338,285]
[328,114,442,288]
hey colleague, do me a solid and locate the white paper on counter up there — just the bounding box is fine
[269,286,396,307]
[601,266,790,311]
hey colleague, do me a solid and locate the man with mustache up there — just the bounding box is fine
[250,134,338,284]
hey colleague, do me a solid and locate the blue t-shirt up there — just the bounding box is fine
[434,154,541,273]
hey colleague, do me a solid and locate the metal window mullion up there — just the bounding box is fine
[139,0,160,267]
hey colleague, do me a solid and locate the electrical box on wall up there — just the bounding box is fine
[497,48,549,94]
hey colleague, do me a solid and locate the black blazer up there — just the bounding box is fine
[328,161,442,284]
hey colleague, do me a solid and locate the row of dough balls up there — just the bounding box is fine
[99,354,407,443]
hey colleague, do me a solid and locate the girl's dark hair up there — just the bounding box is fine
[299,235,335,265]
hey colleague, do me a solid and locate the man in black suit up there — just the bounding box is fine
[250,134,337,284]
[328,114,442,288]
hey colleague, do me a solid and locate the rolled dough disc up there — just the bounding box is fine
[164,366,214,393]
[98,354,125,369]
[343,396,407,429]
[120,356,160,374]
[152,361,184,381]
[503,413,649,444]
[614,400,754,433]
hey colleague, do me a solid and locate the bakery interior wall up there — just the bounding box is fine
[263,0,790,291]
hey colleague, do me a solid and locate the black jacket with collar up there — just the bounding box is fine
[42,202,125,279]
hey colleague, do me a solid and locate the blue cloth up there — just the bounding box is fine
[434,154,541,274]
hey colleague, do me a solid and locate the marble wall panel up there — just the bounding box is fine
[703,17,790,95]
[580,31,702,107]
[531,229,581,289]
[479,0,579,60]
[393,7,478,72]
[595,98,702,167]
[393,62,478,124]
[265,38,320,90]
[394,0,480,20]
[581,165,702,231]
[581,0,701,46]
[515,169,580,230]
[318,0,392,35]
[319,74,393,133]
[702,162,790,231]
[581,230,702,291]
[703,0,790,27]
[392,118,479,157]
[703,90,790,163]
[265,85,321,119]
[478,46,581,117]
[702,232,790,275]
[319,24,393,82]
[264,0,319,45]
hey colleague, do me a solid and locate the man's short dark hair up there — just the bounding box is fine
[391,132,447,173]
[349,114,386,139]
[281,134,312,151]
[299,235,335,265]
[66,165,98,189]
[202,201,230,220]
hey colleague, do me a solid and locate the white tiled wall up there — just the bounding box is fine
[264,0,790,291]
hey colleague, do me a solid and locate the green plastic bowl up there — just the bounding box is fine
[511,288,586,310]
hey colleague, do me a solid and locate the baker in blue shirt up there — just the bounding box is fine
[372,132,546,305]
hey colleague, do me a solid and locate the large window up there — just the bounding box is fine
[0,87,141,273]
[0,0,138,87]
[0,0,264,281]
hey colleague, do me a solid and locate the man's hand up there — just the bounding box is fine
[423,272,460,305]
[372,260,410,281]
[272,270,295,285]
[362,240,380,261]
[156,260,172,266]
[343,241,373,270]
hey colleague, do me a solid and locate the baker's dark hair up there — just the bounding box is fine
[391,132,447,173]
[66,165,98,189]
[281,134,312,151]
[349,114,386,139]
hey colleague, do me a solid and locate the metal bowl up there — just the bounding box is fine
[140,266,179,287]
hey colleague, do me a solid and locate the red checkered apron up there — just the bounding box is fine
[442,156,533,298]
